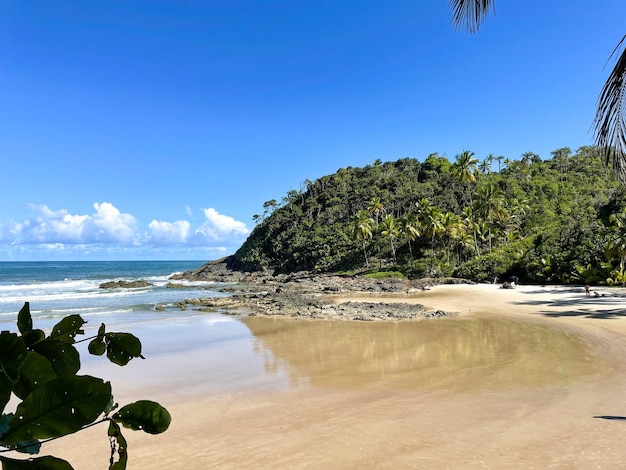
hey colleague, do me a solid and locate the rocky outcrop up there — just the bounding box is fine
[169,257,473,321]
[99,280,153,289]
[169,256,251,283]
[183,292,451,321]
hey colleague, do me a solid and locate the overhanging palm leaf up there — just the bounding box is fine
[449,2,626,184]
[448,0,494,33]
[594,35,626,183]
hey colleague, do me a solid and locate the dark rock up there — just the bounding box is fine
[99,280,153,289]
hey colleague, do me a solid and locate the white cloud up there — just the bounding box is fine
[90,202,138,243]
[148,220,191,244]
[0,203,251,259]
[4,203,139,245]
[195,208,250,241]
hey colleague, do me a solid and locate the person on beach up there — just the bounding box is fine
[585,285,590,297]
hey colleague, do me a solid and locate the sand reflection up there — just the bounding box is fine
[243,316,603,391]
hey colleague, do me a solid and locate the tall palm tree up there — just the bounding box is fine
[449,0,626,183]
[452,150,479,208]
[352,210,374,267]
[367,197,385,227]
[486,153,495,172]
[440,211,463,263]
[418,200,444,273]
[494,155,504,173]
[473,181,507,253]
[461,206,480,256]
[452,150,479,184]
[380,214,400,262]
[478,158,491,175]
[367,197,385,266]
[399,213,420,263]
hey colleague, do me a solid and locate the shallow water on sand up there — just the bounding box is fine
[242,315,604,392]
[86,313,608,401]
[41,313,619,470]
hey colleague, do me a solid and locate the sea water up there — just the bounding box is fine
[0,261,606,395]
[0,260,226,332]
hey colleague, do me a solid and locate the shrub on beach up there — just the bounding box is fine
[0,302,170,470]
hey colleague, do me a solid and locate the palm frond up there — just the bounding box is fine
[449,0,495,33]
[594,35,626,183]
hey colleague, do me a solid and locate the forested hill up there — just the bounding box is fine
[231,147,626,284]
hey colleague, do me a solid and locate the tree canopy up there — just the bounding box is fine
[233,147,626,285]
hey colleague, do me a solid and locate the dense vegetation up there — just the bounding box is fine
[233,146,626,285]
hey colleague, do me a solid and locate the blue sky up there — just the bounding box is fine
[1,1,624,261]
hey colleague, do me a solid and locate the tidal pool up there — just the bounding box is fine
[242,315,603,392]
[81,313,607,398]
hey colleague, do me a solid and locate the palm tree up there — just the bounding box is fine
[399,213,420,263]
[456,230,475,263]
[449,1,626,183]
[440,211,463,263]
[367,197,385,227]
[486,153,495,172]
[520,151,537,167]
[462,206,480,256]
[418,200,444,273]
[367,197,386,266]
[452,150,479,184]
[380,214,400,262]
[473,181,507,253]
[494,155,504,173]
[478,158,491,175]
[452,150,479,208]
[595,36,626,182]
[352,210,374,267]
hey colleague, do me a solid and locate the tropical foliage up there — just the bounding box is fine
[0,303,170,469]
[233,147,626,285]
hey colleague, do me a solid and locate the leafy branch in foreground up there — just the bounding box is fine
[0,302,171,469]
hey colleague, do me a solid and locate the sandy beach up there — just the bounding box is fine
[39,284,626,469]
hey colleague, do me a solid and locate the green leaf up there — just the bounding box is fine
[32,341,80,377]
[21,330,45,348]
[0,332,28,413]
[17,303,32,337]
[48,316,86,344]
[0,375,111,445]
[16,302,44,346]
[107,420,128,470]
[104,333,144,366]
[88,337,106,356]
[0,332,28,381]
[88,323,107,356]
[12,352,57,400]
[0,414,11,435]
[12,439,41,455]
[113,400,171,434]
[0,455,74,470]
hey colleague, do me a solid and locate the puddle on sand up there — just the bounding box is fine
[242,316,607,392]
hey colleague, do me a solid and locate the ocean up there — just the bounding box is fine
[0,260,225,333]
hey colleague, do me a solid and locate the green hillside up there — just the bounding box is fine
[231,147,626,284]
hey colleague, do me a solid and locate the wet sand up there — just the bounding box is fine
[40,284,626,468]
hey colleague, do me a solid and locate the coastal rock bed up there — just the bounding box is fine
[180,292,450,321]
[168,257,468,320]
